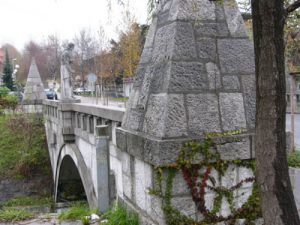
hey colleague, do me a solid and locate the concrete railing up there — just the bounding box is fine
[43,100,125,144]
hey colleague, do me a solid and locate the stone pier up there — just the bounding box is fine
[22,59,46,113]
[116,0,257,224]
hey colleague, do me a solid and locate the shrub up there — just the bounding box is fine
[288,151,300,168]
[103,204,139,225]
[0,87,10,97]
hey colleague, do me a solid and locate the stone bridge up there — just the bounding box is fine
[43,100,124,212]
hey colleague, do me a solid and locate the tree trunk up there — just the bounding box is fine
[251,0,300,224]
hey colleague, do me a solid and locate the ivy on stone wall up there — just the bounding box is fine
[149,132,261,225]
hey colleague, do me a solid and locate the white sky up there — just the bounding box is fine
[0,0,149,51]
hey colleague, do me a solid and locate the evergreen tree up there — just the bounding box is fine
[2,49,13,90]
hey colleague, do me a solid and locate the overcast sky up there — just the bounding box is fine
[0,0,149,51]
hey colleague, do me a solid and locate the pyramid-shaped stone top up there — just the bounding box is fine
[23,59,46,102]
[122,0,255,141]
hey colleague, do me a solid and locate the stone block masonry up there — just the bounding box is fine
[117,0,257,224]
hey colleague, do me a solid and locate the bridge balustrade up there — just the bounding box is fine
[43,100,124,144]
[43,99,125,210]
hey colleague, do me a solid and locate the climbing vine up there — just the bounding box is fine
[150,132,261,225]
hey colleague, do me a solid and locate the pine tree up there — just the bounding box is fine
[2,49,13,90]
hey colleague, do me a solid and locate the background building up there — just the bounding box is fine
[0,48,4,85]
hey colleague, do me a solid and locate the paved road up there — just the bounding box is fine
[286,114,300,149]
[74,96,126,108]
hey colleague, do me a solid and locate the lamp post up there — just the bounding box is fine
[11,59,19,91]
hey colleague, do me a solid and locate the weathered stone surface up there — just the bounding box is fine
[206,62,221,90]
[134,67,147,88]
[122,174,132,199]
[220,197,231,217]
[217,22,230,37]
[219,93,247,131]
[143,94,167,137]
[205,168,220,189]
[140,48,153,64]
[168,62,207,92]
[139,215,158,225]
[221,165,237,188]
[197,38,217,60]
[144,138,185,166]
[122,152,131,175]
[223,0,248,37]
[237,167,254,189]
[241,76,256,129]
[215,3,225,20]
[123,109,144,131]
[143,94,188,138]
[173,22,198,61]
[171,196,196,219]
[204,193,216,211]
[150,62,171,93]
[152,22,197,62]
[138,68,154,109]
[169,0,215,21]
[186,94,221,136]
[164,94,188,137]
[116,129,127,152]
[144,18,158,49]
[152,23,175,63]
[127,132,145,160]
[149,196,166,225]
[217,137,251,160]
[218,39,255,74]
[162,171,190,196]
[234,187,253,209]
[157,12,171,26]
[157,0,172,14]
[222,75,240,91]
[134,158,152,211]
[195,23,217,37]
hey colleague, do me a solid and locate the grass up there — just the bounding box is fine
[79,92,93,97]
[0,209,34,222]
[58,203,98,221]
[58,203,139,225]
[0,114,51,178]
[1,196,53,207]
[112,97,129,102]
[103,204,139,225]
[288,150,300,168]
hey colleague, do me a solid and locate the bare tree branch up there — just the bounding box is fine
[285,0,300,16]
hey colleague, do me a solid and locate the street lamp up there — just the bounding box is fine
[11,59,20,91]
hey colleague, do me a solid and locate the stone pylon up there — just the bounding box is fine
[120,0,255,165]
[117,0,256,223]
[23,59,46,103]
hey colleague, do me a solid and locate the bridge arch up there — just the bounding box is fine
[55,144,97,208]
